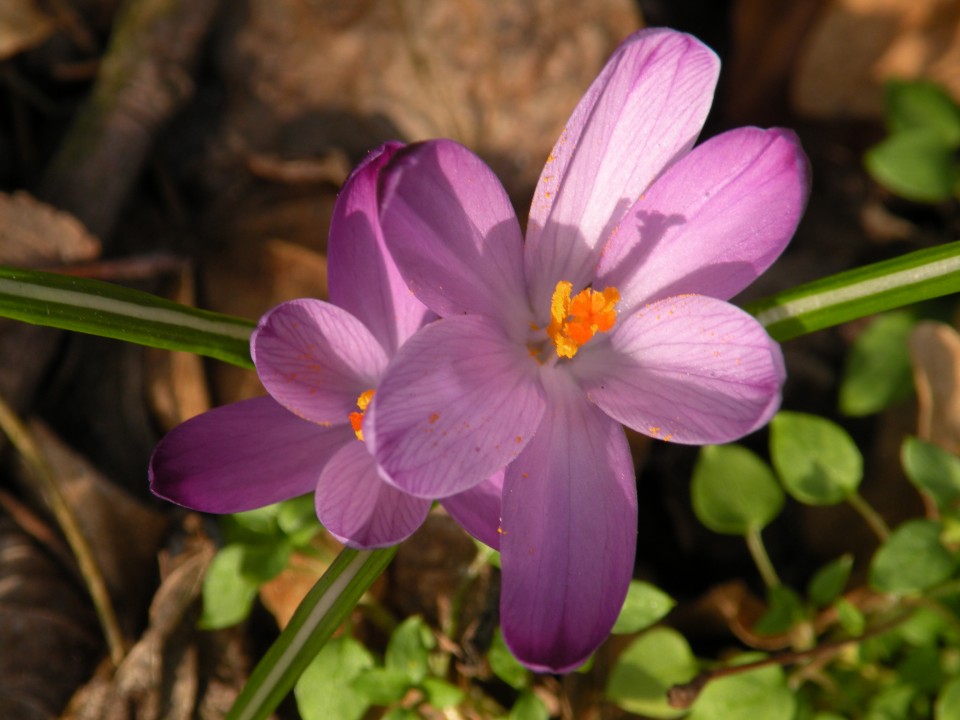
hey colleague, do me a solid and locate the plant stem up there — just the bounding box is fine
[745,527,781,589]
[0,393,126,666]
[846,491,891,542]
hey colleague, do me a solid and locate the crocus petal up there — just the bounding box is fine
[315,440,431,548]
[440,471,505,550]
[499,368,636,673]
[149,396,352,513]
[379,140,530,339]
[368,315,546,499]
[524,28,720,313]
[252,298,388,425]
[575,295,785,444]
[596,127,810,312]
[328,141,433,354]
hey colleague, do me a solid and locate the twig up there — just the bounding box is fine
[0,393,126,666]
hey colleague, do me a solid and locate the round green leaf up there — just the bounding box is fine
[509,690,550,720]
[869,519,957,593]
[808,554,854,608]
[692,445,784,535]
[198,544,260,629]
[770,412,863,505]
[605,627,698,718]
[688,657,796,720]
[294,635,374,720]
[935,676,960,720]
[865,130,959,203]
[902,436,960,511]
[350,668,410,705]
[839,311,915,416]
[886,79,960,146]
[385,616,433,684]
[489,628,529,690]
[421,677,464,710]
[611,580,676,634]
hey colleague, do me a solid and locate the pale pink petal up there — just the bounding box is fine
[328,141,433,353]
[149,396,352,513]
[499,368,636,672]
[315,440,431,548]
[252,299,388,425]
[379,140,530,338]
[524,28,720,314]
[575,295,785,444]
[367,316,546,499]
[596,127,809,312]
[441,471,505,550]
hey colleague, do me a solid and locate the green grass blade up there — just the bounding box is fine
[0,265,254,368]
[226,546,398,720]
[747,241,960,341]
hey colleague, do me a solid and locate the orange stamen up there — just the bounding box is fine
[349,389,375,440]
[546,281,619,358]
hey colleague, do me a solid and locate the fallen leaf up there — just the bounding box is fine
[909,320,960,453]
[0,0,56,60]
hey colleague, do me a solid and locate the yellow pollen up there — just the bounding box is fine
[546,280,620,358]
[349,389,375,440]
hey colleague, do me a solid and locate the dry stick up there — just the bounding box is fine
[666,613,911,710]
[0,394,126,666]
[40,0,222,243]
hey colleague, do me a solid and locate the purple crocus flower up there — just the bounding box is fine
[368,28,809,671]
[149,142,501,549]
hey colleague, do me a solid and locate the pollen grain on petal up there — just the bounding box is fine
[429,412,440,424]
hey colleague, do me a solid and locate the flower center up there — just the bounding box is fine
[349,389,375,441]
[546,280,620,358]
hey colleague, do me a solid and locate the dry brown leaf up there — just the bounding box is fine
[145,266,212,431]
[909,320,960,453]
[212,0,641,199]
[0,190,101,266]
[793,0,960,119]
[16,421,168,633]
[0,0,56,60]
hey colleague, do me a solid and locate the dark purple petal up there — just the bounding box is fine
[328,141,433,354]
[524,28,720,316]
[368,315,545,499]
[596,127,810,312]
[576,295,785,444]
[441,471,505,550]
[499,368,636,672]
[149,396,352,513]
[252,298,388,425]
[315,440,431,548]
[379,140,530,338]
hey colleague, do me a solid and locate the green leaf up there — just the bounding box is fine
[199,544,261,629]
[381,708,420,720]
[808,554,854,608]
[935,676,960,720]
[836,598,866,637]
[745,241,960,342]
[770,412,863,505]
[753,585,805,636]
[865,130,959,203]
[421,677,464,709]
[294,635,374,720]
[0,265,254,367]
[226,547,397,720]
[897,644,943,694]
[901,436,960,511]
[509,690,550,720]
[277,494,322,547]
[886,79,960,146]
[688,657,796,720]
[240,540,293,584]
[692,444,784,535]
[869,519,956,593]
[350,668,411,705]
[489,628,529,690]
[385,616,433,684]
[611,580,676,634]
[605,627,699,718]
[839,312,915,416]
[865,682,916,720]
